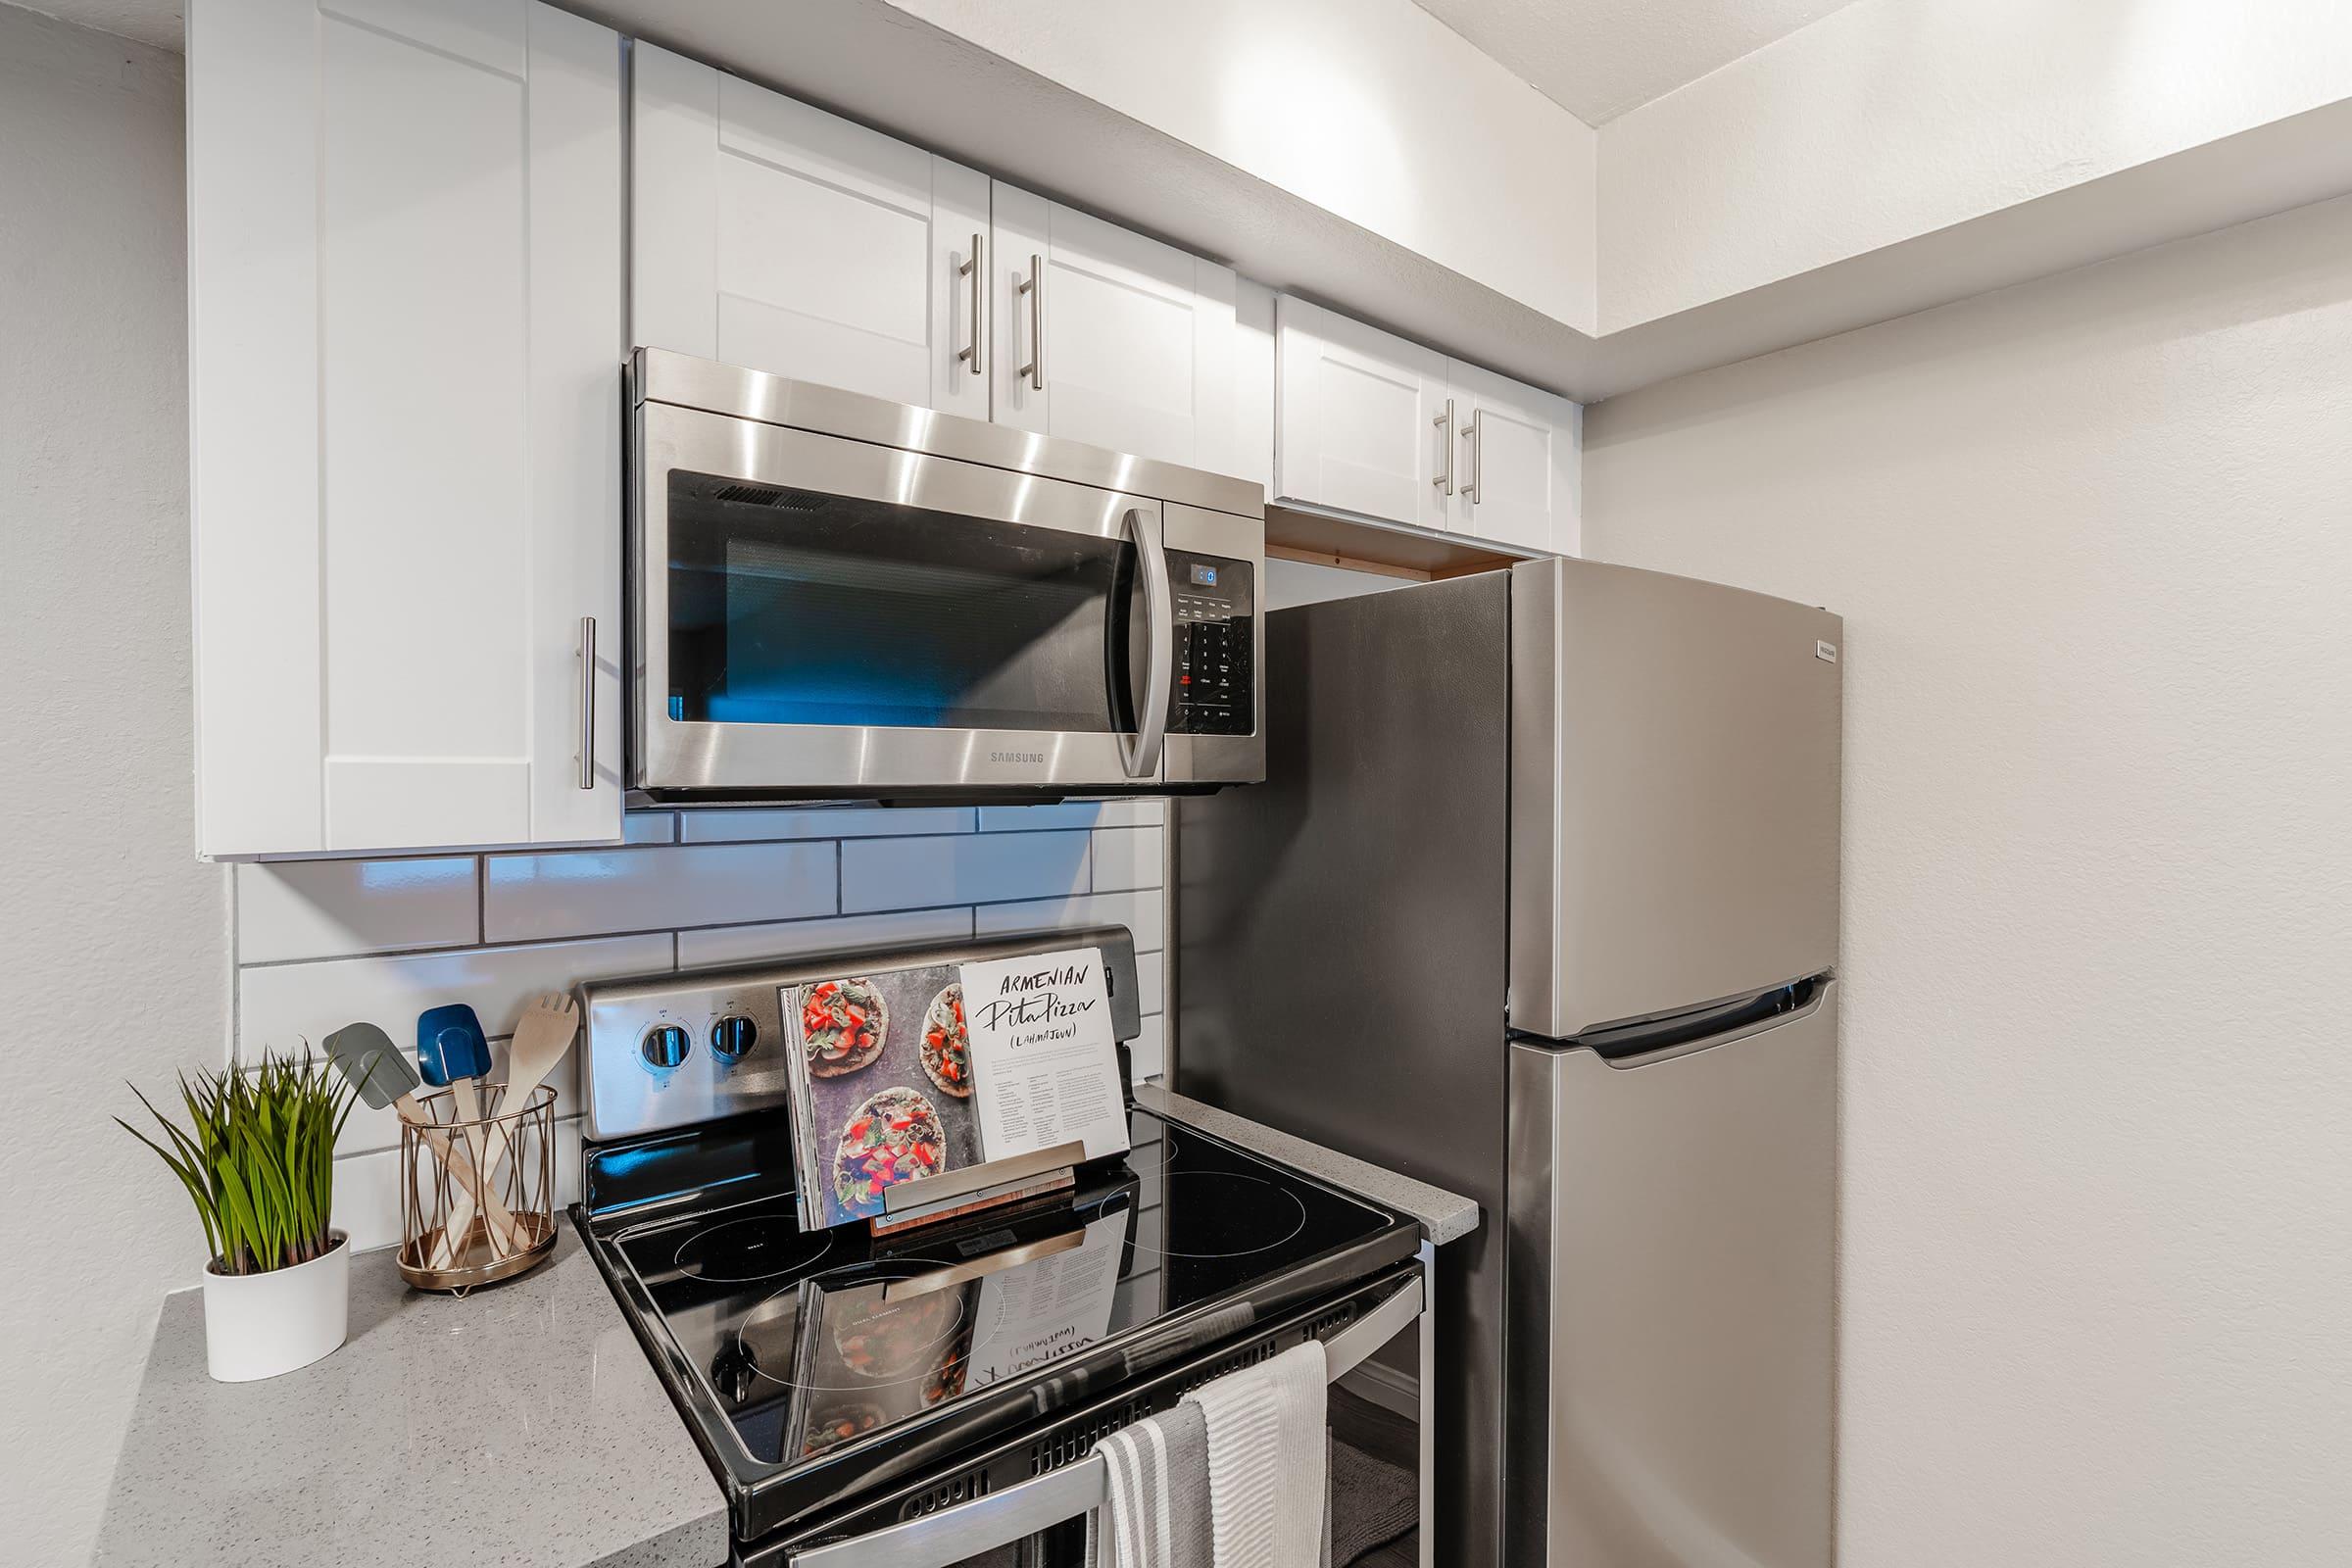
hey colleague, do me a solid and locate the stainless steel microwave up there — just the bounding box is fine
[627,349,1265,803]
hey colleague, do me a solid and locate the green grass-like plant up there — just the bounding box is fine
[118,1053,360,1277]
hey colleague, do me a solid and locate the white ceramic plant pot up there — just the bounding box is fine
[201,1231,350,1383]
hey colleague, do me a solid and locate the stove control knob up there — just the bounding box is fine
[710,1014,758,1062]
[640,1024,691,1071]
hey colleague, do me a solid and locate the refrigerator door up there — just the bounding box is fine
[1505,980,1838,1568]
[1509,557,1843,1039]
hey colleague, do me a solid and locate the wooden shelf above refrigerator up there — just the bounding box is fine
[1265,504,1526,583]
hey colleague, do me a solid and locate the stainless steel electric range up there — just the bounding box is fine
[572,929,1424,1568]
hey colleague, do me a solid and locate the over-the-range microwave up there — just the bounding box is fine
[626,349,1265,804]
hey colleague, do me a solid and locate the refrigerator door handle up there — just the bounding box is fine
[1552,974,1829,1068]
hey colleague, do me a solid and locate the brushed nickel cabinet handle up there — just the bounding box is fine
[576,616,596,790]
[1462,406,1485,505]
[1434,398,1455,496]
[1017,253,1044,391]
[955,231,981,377]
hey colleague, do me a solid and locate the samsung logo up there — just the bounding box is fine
[991,751,1047,764]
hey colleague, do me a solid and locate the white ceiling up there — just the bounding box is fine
[29,0,1864,120]
[1412,0,1863,124]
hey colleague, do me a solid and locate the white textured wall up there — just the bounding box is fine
[0,11,225,1565]
[882,0,1598,332]
[1599,0,2352,329]
[1583,194,2352,1565]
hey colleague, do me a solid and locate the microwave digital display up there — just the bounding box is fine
[1167,550,1253,738]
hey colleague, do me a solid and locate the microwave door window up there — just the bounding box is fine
[666,472,1141,735]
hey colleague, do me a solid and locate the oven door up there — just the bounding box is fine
[635,400,1174,797]
[757,1264,1423,1568]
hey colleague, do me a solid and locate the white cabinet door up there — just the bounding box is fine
[1273,297,1449,531]
[189,0,623,858]
[1224,277,1277,495]
[1445,359,1581,556]
[991,184,1240,475]
[632,46,989,420]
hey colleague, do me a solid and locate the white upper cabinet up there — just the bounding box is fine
[632,46,990,421]
[1273,296,1580,554]
[188,0,624,858]
[990,185,1249,479]
[1229,278,1277,495]
[1444,360,1581,556]
[1275,297,1450,532]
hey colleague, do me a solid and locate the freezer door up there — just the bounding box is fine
[1510,557,1842,1038]
[1505,981,1838,1568]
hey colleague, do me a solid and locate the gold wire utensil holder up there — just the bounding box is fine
[397,1083,559,1294]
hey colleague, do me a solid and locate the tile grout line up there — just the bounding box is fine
[241,883,1167,969]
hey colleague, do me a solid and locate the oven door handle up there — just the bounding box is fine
[1119,505,1173,781]
[784,1272,1423,1568]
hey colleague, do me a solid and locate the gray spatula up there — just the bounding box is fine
[323,1022,425,1118]
[322,1022,523,1263]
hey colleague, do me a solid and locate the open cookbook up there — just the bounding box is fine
[780,946,1132,1231]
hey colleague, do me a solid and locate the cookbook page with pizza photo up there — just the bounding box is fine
[781,963,986,1230]
[954,947,1131,1165]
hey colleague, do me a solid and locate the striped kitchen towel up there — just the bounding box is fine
[1184,1339,1330,1568]
[1087,1398,1214,1568]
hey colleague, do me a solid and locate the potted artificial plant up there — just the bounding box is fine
[118,1053,359,1382]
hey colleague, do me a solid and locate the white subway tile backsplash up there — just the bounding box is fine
[841,831,1090,914]
[1136,950,1164,1016]
[681,807,976,843]
[975,889,1166,954]
[676,906,974,970]
[622,811,678,845]
[327,1144,406,1254]
[238,932,672,1060]
[976,800,1166,832]
[236,856,479,963]
[1090,826,1164,894]
[247,800,1172,1255]
[1128,1013,1166,1082]
[484,841,836,943]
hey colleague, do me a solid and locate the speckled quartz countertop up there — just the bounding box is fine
[1137,1084,1481,1245]
[92,1229,727,1568]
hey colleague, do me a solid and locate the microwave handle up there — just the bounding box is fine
[786,1271,1423,1568]
[1120,506,1173,780]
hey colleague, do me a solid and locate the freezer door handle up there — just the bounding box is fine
[1563,974,1828,1067]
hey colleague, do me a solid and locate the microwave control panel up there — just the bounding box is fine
[1166,551,1254,736]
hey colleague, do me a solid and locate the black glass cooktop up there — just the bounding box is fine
[581,1107,1414,1540]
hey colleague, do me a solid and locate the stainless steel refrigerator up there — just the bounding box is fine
[1174,558,1841,1567]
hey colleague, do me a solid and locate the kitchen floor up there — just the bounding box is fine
[1331,1386,1419,1567]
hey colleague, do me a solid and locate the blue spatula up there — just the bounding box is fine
[416,1004,511,1263]
[416,1004,494,1121]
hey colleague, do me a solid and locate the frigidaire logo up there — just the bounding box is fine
[992,751,1047,764]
